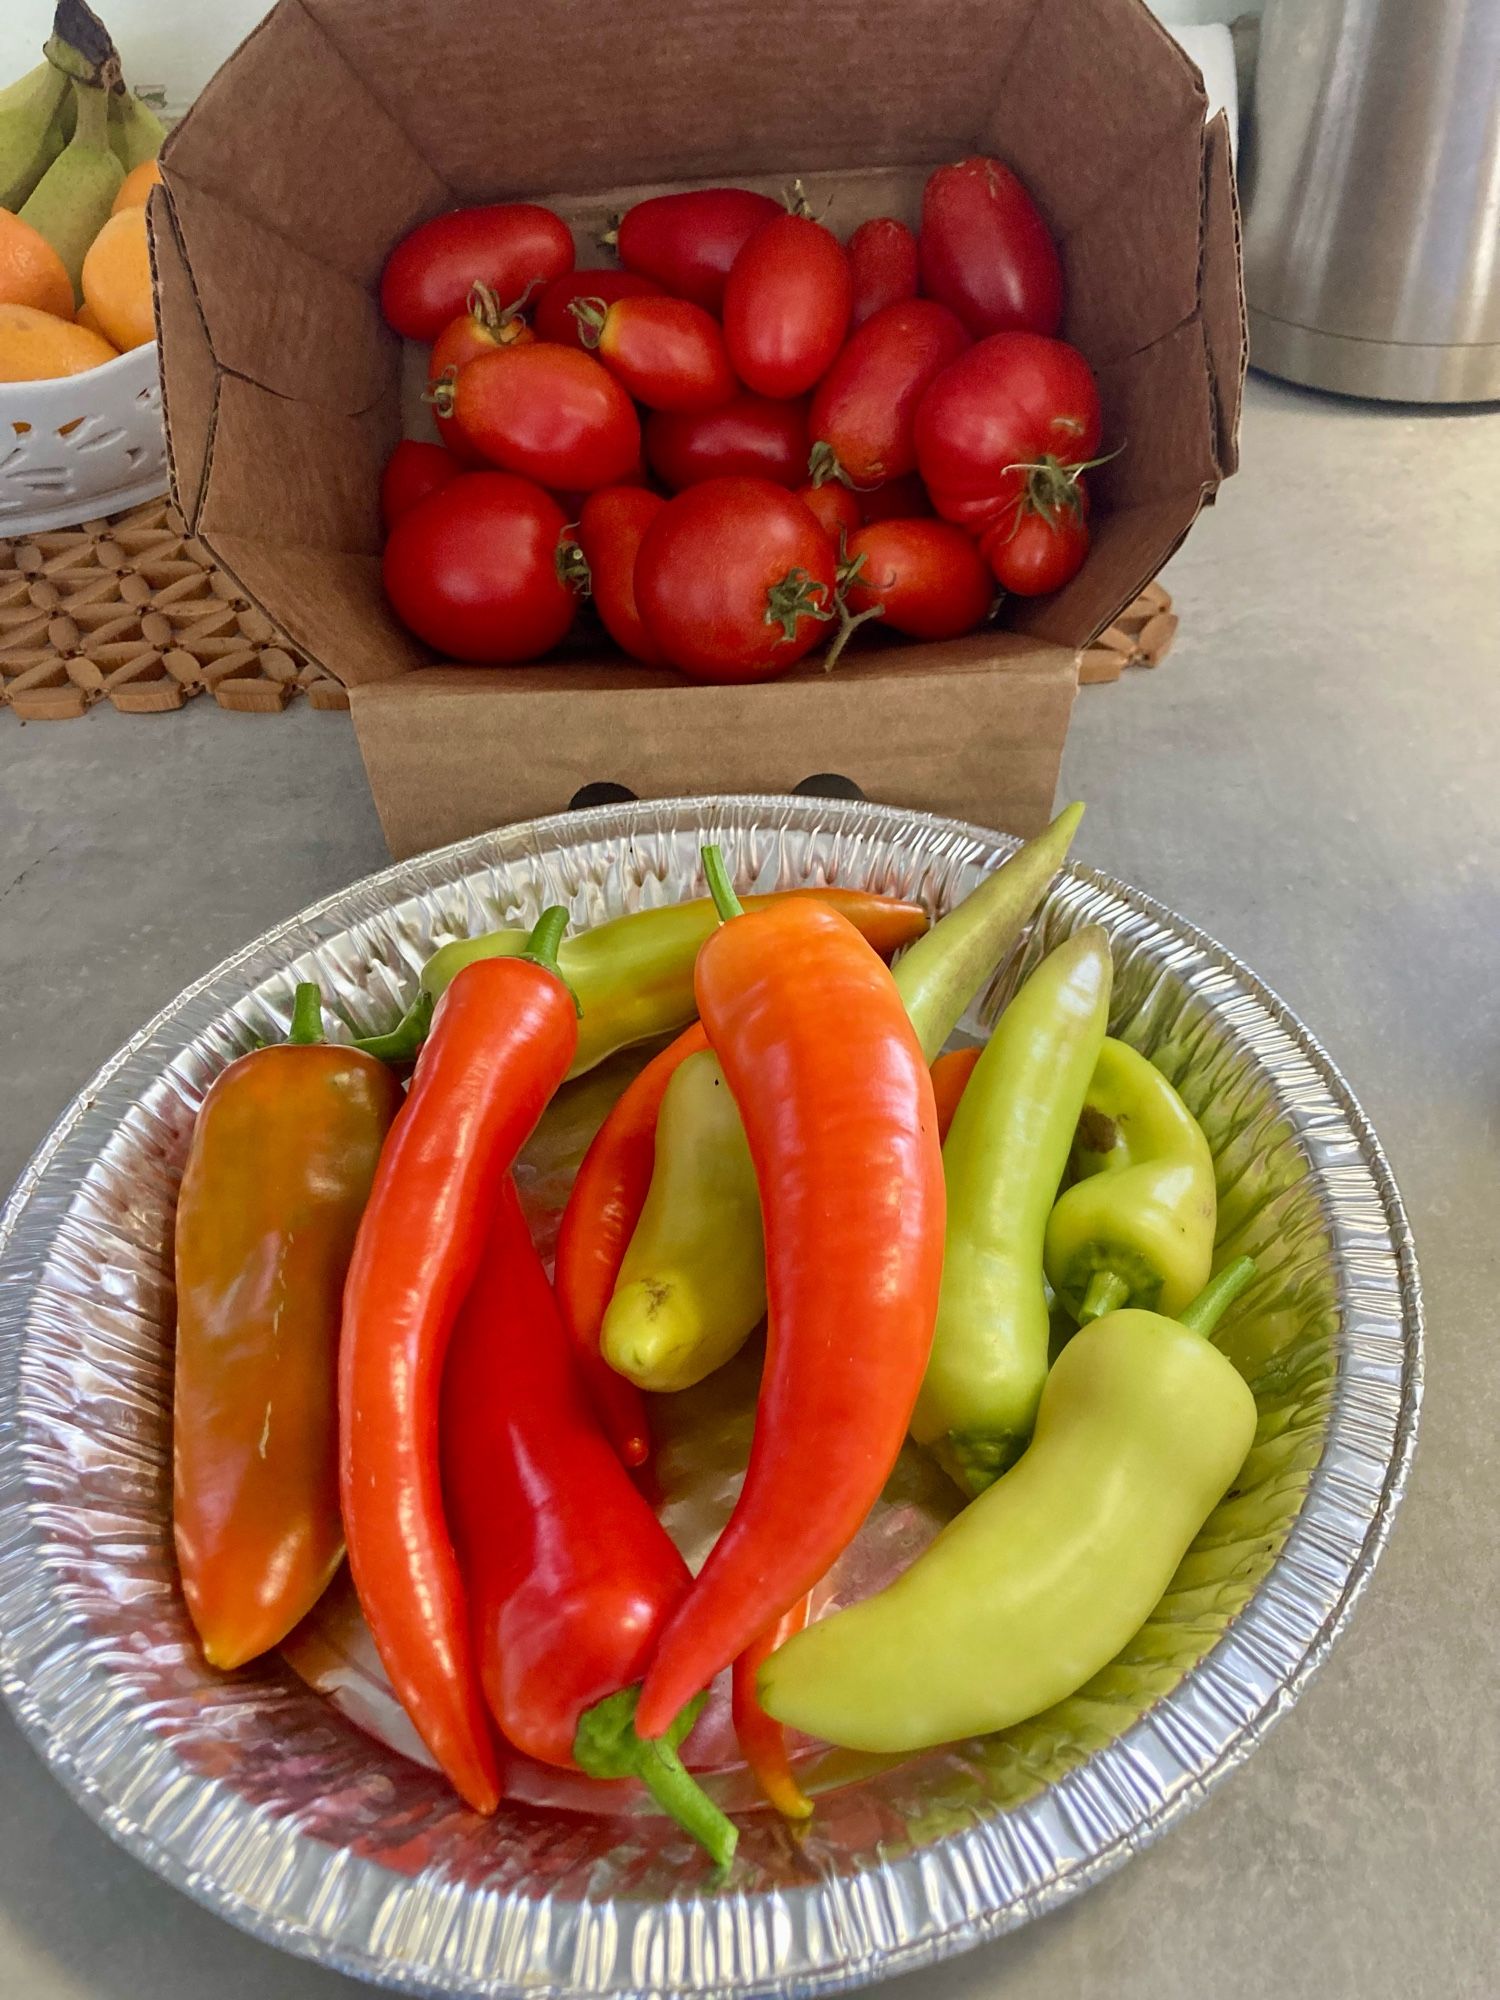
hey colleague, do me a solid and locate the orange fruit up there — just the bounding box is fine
[0,302,118,381]
[75,300,107,337]
[111,159,163,214]
[0,208,75,321]
[81,207,155,352]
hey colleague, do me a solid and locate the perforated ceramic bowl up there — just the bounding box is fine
[0,340,167,536]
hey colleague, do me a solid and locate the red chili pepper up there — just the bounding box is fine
[444,1174,737,1865]
[553,1022,709,1465]
[636,847,946,1738]
[930,1044,982,1142]
[339,909,578,1814]
[732,1596,813,1820]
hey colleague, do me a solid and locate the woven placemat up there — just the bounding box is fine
[2,499,1175,720]
[0,499,349,720]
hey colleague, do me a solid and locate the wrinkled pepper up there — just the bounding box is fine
[1045,1036,1216,1322]
[418,887,928,1078]
[173,983,403,1670]
[339,910,578,1815]
[635,847,945,1740]
[600,804,1084,1396]
[442,1175,736,1866]
[912,926,1113,1494]
[760,1259,1259,1753]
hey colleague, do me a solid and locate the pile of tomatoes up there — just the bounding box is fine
[377,160,1106,684]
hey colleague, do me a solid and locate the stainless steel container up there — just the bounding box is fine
[1242,0,1500,401]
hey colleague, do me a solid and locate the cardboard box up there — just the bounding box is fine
[149,0,1243,859]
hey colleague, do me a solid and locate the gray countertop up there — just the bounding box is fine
[1,372,1496,1999]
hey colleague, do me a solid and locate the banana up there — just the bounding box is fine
[108,87,165,172]
[0,60,72,213]
[19,78,123,301]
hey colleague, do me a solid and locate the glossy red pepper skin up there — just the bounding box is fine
[732,1596,813,1819]
[637,878,946,1737]
[442,1177,693,1768]
[339,944,577,1813]
[553,1022,709,1464]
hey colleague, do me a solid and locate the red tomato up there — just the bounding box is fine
[635,477,838,683]
[645,392,809,490]
[430,287,534,378]
[915,332,1101,535]
[381,204,574,342]
[533,268,663,348]
[843,519,993,639]
[808,300,969,487]
[575,485,667,665]
[981,481,1091,596]
[846,217,919,328]
[723,215,852,400]
[858,472,934,523]
[573,294,736,413]
[449,345,641,492]
[614,188,782,310]
[796,478,862,544]
[380,440,461,533]
[381,473,577,662]
[919,157,1063,338]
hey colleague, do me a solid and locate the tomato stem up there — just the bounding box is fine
[556,533,592,597]
[764,567,835,643]
[701,844,744,924]
[806,440,878,493]
[423,364,458,418]
[820,548,885,672]
[567,296,610,349]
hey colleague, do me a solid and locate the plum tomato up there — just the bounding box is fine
[919,156,1063,338]
[381,472,577,662]
[843,518,994,640]
[980,478,1091,595]
[445,344,642,492]
[634,476,839,683]
[808,299,969,487]
[723,214,852,400]
[533,267,663,348]
[430,284,534,378]
[846,217,919,328]
[572,293,736,412]
[574,485,668,665]
[645,392,809,490]
[796,477,863,545]
[613,188,782,310]
[380,203,573,341]
[380,439,462,533]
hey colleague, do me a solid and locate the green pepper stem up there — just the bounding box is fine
[525,906,571,976]
[1178,1256,1256,1338]
[573,1687,739,1870]
[288,982,323,1045]
[701,845,744,924]
[1079,1269,1130,1322]
[353,989,433,1065]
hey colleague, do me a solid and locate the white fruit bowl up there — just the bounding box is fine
[0,339,167,537]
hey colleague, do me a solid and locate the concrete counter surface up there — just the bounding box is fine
[1,374,1495,1998]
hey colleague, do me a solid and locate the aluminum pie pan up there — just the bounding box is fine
[0,793,1421,1999]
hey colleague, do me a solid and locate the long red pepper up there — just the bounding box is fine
[732,1596,813,1819]
[339,910,578,1814]
[553,1022,709,1464]
[443,1174,736,1864]
[636,847,946,1739]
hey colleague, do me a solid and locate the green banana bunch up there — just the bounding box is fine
[0,60,72,212]
[20,77,123,300]
[108,87,166,172]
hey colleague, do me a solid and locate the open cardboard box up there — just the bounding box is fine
[148,0,1243,860]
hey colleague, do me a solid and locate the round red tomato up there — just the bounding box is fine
[919,157,1063,338]
[575,485,668,665]
[858,472,934,523]
[635,477,838,683]
[574,294,736,413]
[915,332,1101,535]
[645,392,809,490]
[533,268,663,348]
[382,473,577,661]
[380,203,574,341]
[380,440,462,533]
[796,478,862,544]
[808,299,969,486]
[981,481,1091,595]
[449,345,641,491]
[723,215,852,400]
[843,519,994,639]
[846,217,919,328]
[614,188,782,310]
[430,286,534,377]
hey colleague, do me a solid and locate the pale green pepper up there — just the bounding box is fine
[1045,1037,1216,1323]
[759,1260,1259,1754]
